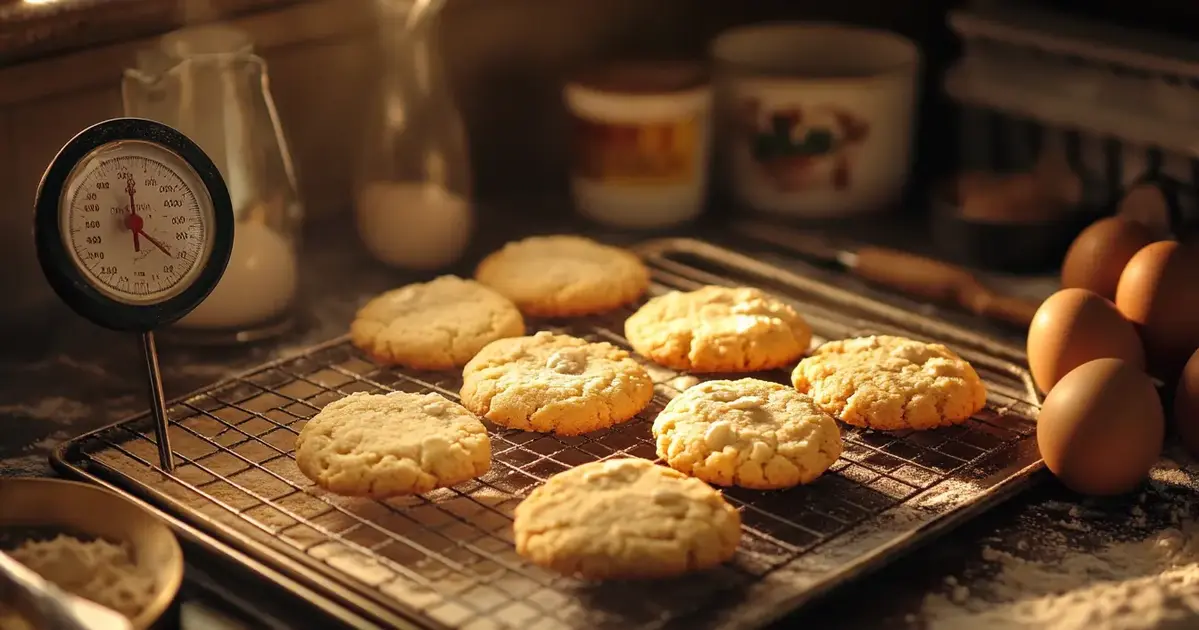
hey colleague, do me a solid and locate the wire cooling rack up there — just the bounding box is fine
[54,238,1043,630]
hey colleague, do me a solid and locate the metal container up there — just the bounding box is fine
[0,478,184,630]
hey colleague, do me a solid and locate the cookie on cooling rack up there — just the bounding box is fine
[624,285,812,372]
[791,335,987,430]
[459,331,653,435]
[350,275,525,370]
[512,458,741,579]
[474,235,649,317]
[295,391,491,498]
[653,378,842,489]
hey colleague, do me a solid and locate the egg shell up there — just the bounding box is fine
[1172,348,1199,459]
[1036,358,1164,497]
[1026,288,1145,393]
[1114,240,1199,381]
[1061,217,1156,301]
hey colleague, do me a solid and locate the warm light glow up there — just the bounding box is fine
[23,0,60,5]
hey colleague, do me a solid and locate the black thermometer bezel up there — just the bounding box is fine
[34,117,235,333]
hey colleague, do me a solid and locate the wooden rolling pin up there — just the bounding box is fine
[733,220,1042,329]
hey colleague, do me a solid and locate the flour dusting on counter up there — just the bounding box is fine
[0,432,73,476]
[918,453,1199,630]
[17,354,111,379]
[0,397,91,424]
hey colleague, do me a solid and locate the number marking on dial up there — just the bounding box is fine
[65,153,209,304]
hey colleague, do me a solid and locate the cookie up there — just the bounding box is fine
[512,458,741,579]
[459,331,653,435]
[653,378,842,489]
[350,275,525,370]
[791,335,988,430]
[295,391,491,498]
[475,235,649,316]
[624,286,812,372]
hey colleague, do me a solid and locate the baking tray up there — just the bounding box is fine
[52,238,1044,630]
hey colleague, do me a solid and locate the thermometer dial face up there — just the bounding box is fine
[35,118,234,332]
[60,141,215,305]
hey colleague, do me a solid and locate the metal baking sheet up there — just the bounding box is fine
[53,238,1043,630]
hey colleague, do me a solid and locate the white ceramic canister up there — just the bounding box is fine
[711,23,921,219]
[564,62,712,229]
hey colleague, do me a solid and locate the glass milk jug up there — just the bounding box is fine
[354,0,474,271]
[123,25,304,343]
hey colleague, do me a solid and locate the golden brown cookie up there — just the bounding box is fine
[653,378,842,489]
[791,335,987,430]
[459,331,653,435]
[350,275,525,370]
[295,391,491,498]
[512,458,741,579]
[475,235,649,316]
[624,285,812,372]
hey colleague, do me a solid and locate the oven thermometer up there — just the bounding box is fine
[34,118,235,472]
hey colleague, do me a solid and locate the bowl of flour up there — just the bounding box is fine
[0,478,183,629]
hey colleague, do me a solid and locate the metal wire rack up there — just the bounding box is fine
[54,238,1043,630]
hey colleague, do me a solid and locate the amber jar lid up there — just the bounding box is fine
[568,61,709,95]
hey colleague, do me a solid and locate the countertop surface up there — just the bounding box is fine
[2,210,1195,629]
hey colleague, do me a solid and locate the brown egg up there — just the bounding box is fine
[1115,240,1199,381]
[1172,348,1199,459]
[1061,217,1156,300]
[1036,358,1164,496]
[1026,288,1144,393]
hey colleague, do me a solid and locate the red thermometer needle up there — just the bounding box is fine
[124,177,141,253]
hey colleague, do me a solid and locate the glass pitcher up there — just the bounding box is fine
[122,25,304,344]
[354,0,474,271]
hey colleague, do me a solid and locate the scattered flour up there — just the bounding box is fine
[0,397,91,424]
[0,431,73,476]
[874,478,989,534]
[914,479,988,512]
[919,454,1199,630]
[9,354,110,379]
[1151,461,1192,489]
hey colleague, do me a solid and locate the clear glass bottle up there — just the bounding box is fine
[123,25,304,344]
[354,0,474,271]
